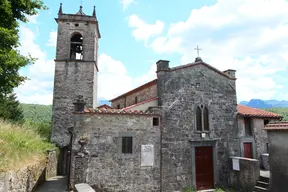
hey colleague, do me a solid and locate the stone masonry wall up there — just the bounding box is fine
[157,63,239,191]
[252,118,268,160]
[267,131,288,192]
[51,60,97,148]
[0,150,57,192]
[52,14,99,148]
[70,113,161,192]
[111,84,157,109]
[126,84,157,107]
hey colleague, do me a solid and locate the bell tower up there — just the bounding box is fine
[51,4,100,174]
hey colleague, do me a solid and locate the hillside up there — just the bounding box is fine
[20,103,52,123]
[266,108,288,121]
[0,120,55,172]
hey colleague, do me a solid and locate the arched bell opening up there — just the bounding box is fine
[70,33,84,60]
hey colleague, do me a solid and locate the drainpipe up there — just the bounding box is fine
[67,126,74,191]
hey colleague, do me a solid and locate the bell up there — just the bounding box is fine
[76,45,83,53]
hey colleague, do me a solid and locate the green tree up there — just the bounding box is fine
[0,0,47,96]
[0,93,24,123]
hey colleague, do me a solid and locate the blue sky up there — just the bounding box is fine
[15,0,288,105]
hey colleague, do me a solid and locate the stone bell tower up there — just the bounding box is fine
[51,3,100,174]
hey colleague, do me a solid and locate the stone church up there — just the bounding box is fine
[51,4,269,192]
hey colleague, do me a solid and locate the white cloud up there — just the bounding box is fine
[121,0,135,11]
[136,0,288,101]
[98,55,157,101]
[26,14,38,24]
[15,26,55,105]
[47,31,57,47]
[128,14,165,43]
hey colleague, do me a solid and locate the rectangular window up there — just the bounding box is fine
[153,117,159,126]
[244,117,252,136]
[122,136,133,154]
[135,96,138,104]
[117,104,120,109]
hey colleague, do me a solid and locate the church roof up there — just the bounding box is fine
[265,121,288,131]
[168,61,235,80]
[237,104,282,119]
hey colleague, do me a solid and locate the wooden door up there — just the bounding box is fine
[244,143,253,158]
[195,146,214,190]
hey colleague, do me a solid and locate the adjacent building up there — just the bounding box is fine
[265,122,288,192]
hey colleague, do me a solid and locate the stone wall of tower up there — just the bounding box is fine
[51,8,100,148]
[51,61,96,147]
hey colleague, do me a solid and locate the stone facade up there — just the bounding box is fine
[111,80,157,109]
[156,60,239,190]
[70,112,161,192]
[51,5,100,174]
[265,124,288,192]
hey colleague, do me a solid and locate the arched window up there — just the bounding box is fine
[203,107,209,131]
[196,106,202,131]
[70,33,83,60]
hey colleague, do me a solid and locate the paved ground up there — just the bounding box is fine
[35,176,68,192]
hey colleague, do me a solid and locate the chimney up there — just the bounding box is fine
[223,69,236,79]
[73,95,86,112]
[156,60,170,72]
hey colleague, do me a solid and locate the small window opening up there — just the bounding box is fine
[264,119,269,126]
[196,107,202,131]
[244,117,252,136]
[117,104,120,109]
[75,23,79,27]
[135,96,138,104]
[70,33,83,60]
[203,107,209,131]
[122,136,133,154]
[153,117,159,126]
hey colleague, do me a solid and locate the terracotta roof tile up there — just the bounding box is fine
[78,108,159,116]
[265,122,288,131]
[237,104,282,118]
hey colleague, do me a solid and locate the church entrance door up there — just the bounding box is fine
[195,146,214,190]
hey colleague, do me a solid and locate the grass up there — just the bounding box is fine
[0,120,56,173]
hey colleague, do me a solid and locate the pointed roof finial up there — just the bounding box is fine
[76,5,86,15]
[58,3,63,14]
[93,6,96,17]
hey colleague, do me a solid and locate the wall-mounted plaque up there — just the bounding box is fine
[141,145,154,166]
[232,158,240,171]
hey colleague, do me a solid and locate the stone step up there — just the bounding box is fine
[256,181,269,189]
[259,176,270,183]
[254,186,268,192]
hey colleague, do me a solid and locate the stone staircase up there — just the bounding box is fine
[254,175,269,192]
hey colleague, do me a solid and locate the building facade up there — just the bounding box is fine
[52,4,282,192]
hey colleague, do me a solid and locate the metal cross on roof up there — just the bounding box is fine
[194,45,202,57]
